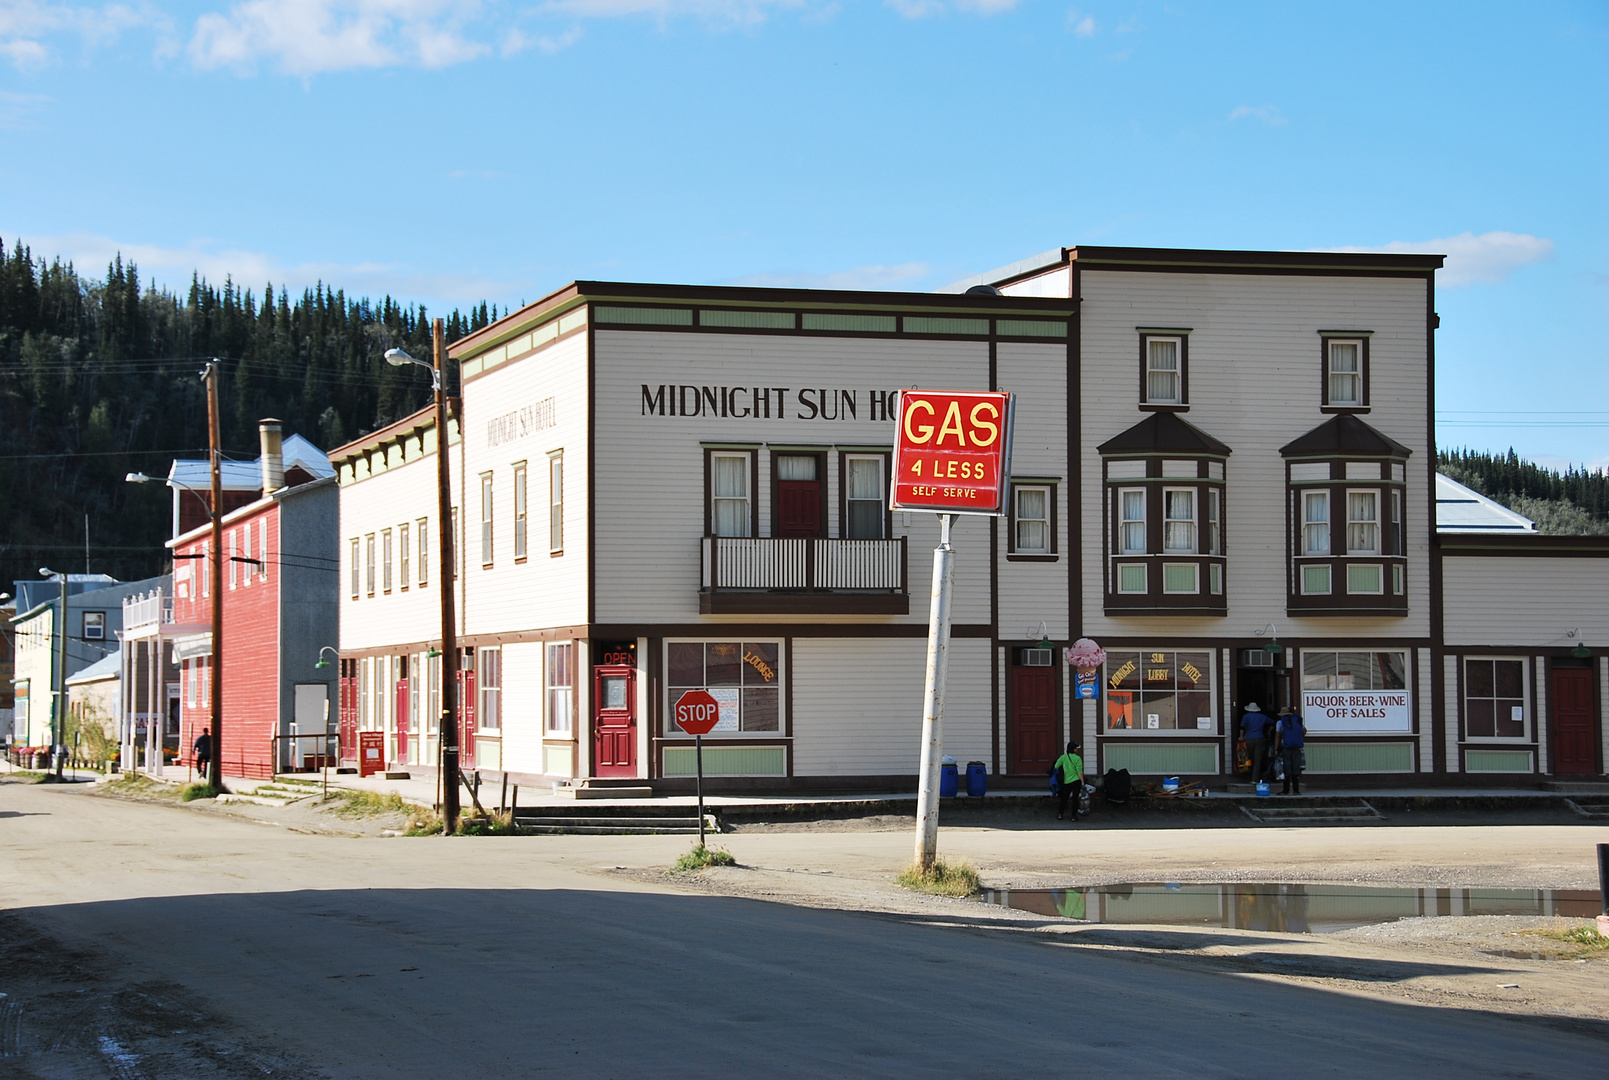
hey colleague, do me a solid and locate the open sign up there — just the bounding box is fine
[674,689,721,735]
[891,390,1013,515]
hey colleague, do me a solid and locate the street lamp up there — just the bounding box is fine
[38,568,68,780]
[386,327,461,834]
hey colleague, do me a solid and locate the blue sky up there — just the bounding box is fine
[3,0,1605,465]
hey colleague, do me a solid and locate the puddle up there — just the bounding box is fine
[980,883,1601,934]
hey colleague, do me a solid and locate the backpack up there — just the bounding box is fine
[1103,767,1132,803]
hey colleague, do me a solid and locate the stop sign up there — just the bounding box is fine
[674,689,721,735]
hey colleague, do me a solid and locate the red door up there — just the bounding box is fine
[1551,667,1597,775]
[592,665,636,777]
[1010,661,1059,774]
[457,665,476,768]
[339,662,358,764]
[395,678,410,764]
[777,454,823,537]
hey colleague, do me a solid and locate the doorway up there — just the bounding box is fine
[395,676,410,766]
[592,665,637,777]
[775,453,824,538]
[1008,649,1059,775]
[1550,665,1597,775]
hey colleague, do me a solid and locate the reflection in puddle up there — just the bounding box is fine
[980,884,1601,934]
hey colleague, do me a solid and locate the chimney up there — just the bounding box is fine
[259,419,284,493]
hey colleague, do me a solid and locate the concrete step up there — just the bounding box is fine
[1564,798,1609,819]
[514,813,714,836]
[567,785,655,800]
[1546,781,1609,794]
[1240,800,1384,825]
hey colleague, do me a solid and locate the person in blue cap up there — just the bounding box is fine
[1240,703,1275,786]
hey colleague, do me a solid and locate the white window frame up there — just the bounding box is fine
[1207,489,1222,556]
[417,518,429,586]
[1116,563,1148,594]
[478,647,501,732]
[1346,488,1379,555]
[1301,564,1332,596]
[399,523,410,590]
[1162,487,1197,554]
[365,533,376,596]
[549,452,564,554]
[1117,487,1147,555]
[81,611,105,640]
[1462,655,1530,742]
[1144,336,1183,405]
[480,472,494,567]
[258,519,268,581]
[381,528,393,593]
[710,452,752,538]
[1390,489,1402,556]
[1302,490,1330,556]
[545,642,573,736]
[1013,483,1052,554]
[229,529,238,589]
[1327,338,1363,406]
[845,454,887,540]
[513,461,528,561]
[1346,563,1384,595]
[1161,563,1199,594]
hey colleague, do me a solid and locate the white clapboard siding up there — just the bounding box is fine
[1077,270,1431,640]
[1443,557,1609,646]
[593,330,994,626]
[338,437,461,653]
[459,333,590,637]
[497,640,546,775]
[791,637,992,775]
[997,342,1072,641]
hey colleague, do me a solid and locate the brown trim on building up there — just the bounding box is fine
[1438,535,1609,556]
[1137,328,1190,410]
[1005,478,1059,558]
[703,446,761,539]
[592,622,992,639]
[1318,331,1371,412]
[784,637,795,777]
[837,449,893,541]
[770,448,829,538]
[699,592,909,616]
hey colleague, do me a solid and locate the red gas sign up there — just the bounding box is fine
[891,390,1014,514]
[674,690,721,736]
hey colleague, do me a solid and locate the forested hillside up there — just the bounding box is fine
[0,238,502,588]
[1437,448,1609,536]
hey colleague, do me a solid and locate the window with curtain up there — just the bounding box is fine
[1014,485,1050,553]
[845,456,885,539]
[1207,490,1222,555]
[1347,490,1378,553]
[479,648,501,731]
[1119,489,1146,554]
[1146,338,1181,404]
[1328,340,1362,404]
[711,453,751,536]
[1163,489,1196,552]
[1302,492,1330,555]
[545,643,573,735]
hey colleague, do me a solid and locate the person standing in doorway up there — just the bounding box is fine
[1276,706,1306,795]
[1053,741,1085,821]
[1241,703,1275,786]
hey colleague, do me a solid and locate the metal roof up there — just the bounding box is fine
[167,433,334,490]
[1436,473,1537,534]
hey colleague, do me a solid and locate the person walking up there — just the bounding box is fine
[193,729,213,783]
[1240,703,1275,787]
[1053,741,1084,821]
[1276,706,1306,795]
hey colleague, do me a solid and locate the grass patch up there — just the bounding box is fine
[897,858,981,898]
[326,790,420,818]
[672,845,737,872]
[1516,924,1609,959]
[455,813,520,836]
[179,782,217,802]
[100,774,181,800]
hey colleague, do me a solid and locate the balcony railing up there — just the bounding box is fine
[700,537,908,614]
[122,589,174,635]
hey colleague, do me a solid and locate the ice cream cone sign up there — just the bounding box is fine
[1066,638,1106,700]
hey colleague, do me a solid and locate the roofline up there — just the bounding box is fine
[327,403,439,465]
[166,474,337,548]
[1438,533,1609,554]
[447,279,1076,361]
[952,244,1447,292]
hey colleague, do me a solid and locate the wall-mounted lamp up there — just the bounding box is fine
[314,646,339,670]
[1253,622,1281,655]
[1567,629,1591,660]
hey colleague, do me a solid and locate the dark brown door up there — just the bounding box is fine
[1010,662,1058,774]
[394,678,410,764]
[776,455,823,537]
[1550,667,1596,775]
[593,666,636,777]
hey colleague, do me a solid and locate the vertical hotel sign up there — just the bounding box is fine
[890,390,1015,515]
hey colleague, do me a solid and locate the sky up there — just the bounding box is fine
[2,0,1605,466]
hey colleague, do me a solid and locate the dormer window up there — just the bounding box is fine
[1138,328,1190,409]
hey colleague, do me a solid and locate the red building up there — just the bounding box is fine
[170,422,338,780]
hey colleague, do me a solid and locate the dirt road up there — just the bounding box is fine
[1,777,1605,1078]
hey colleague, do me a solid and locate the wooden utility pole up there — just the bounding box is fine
[206,360,225,790]
[433,321,461,834]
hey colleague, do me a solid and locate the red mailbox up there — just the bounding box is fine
[358,731,386,778]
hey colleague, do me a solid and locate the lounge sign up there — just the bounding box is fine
[890,390,1014,515]
[1302,690,1412,733]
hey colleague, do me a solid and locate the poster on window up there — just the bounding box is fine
[1301,690,1411,732]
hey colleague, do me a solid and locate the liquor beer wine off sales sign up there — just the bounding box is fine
[891,390,1015,515]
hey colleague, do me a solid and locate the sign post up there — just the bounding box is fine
[674,689,720,846]
[891,389,1014,872]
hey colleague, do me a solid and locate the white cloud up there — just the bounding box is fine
[726,261,931,290]
[188,0,491,74]
[1333,231,1555,287]
[538,0,805,25]
[1229,103,1286,126]
[1066,11,1093,36]
[15,230,516,308]
[0,0,150,68]
[883,0,1015,18]
[501,24,580,55]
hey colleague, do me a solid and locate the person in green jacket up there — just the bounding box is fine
[1053,741,1084,821]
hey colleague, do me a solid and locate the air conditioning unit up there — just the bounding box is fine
[1240,649,1273,668]
[1020,648,1054,666]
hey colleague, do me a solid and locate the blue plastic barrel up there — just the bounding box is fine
[965,761,987,797]
[939,762,959,798]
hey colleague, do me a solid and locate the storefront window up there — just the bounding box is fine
[1104,650,1213,732]
[1464,658,1526,739]
[667,640,781,734]
[1300,650,1411,733]
[1301,651,1406,691]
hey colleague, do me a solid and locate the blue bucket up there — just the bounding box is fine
[1255,781,1271,797]
[965,761,988,797]
[940,762,959,798]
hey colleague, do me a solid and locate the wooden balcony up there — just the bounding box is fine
[700,537,909,615]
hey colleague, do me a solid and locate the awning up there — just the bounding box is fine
[171,633,213,662]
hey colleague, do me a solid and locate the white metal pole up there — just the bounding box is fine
[913,513,955,872]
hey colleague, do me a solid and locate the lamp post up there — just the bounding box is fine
[385,320,460,834]
[38,568,68,780]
